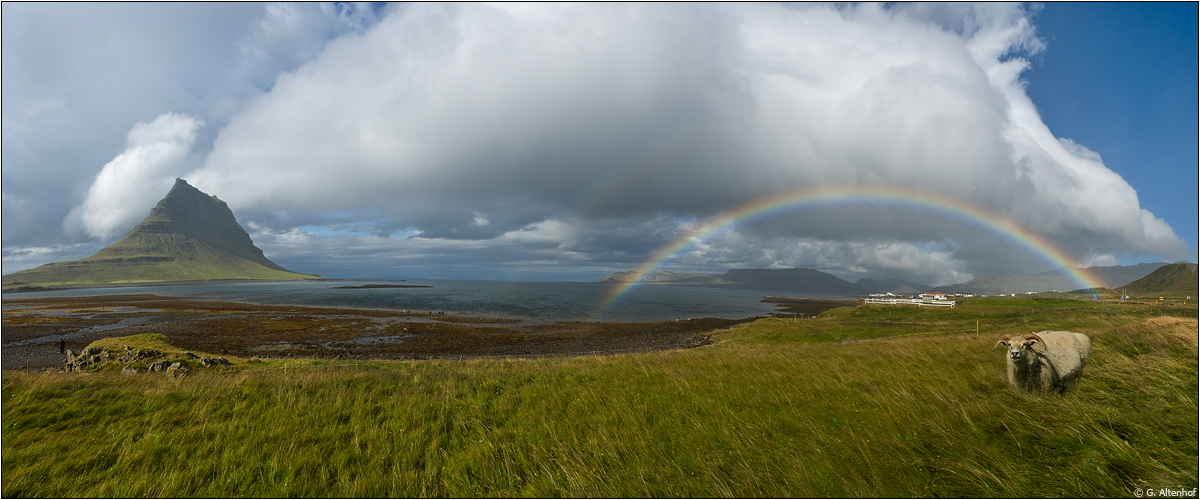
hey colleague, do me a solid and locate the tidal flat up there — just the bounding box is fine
[1,294,755,370]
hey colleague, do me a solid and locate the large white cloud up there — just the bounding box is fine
[4,3,1190,284]
[180,3,1186,282]
[64,113,203,240]
[1,2,380,248]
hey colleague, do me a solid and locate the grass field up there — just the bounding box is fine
[2,297,1196,497]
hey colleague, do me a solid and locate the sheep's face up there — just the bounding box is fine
[1001,336,1041,362]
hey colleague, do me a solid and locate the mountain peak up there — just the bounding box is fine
[3,181,318,285]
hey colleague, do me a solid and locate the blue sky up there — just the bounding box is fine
[2,3,1196,285]
[1024,2,1198,263]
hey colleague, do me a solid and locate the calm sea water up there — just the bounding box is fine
[3,280,858,322]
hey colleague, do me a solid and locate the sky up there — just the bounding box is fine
[2,2,1196,286]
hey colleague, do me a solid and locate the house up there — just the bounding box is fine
[920,291,948,300]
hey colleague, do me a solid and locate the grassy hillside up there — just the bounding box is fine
[1122,263,1198,298]
[3,299,1195,497]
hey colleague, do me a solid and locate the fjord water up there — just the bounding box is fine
[5,280,857,322]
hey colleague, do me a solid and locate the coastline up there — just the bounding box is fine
[2,294,753,370]
[1,278,346,295]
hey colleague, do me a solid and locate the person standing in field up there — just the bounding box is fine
[59,339,66,354]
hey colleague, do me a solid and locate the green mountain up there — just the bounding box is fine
[1072,262,1169,289]
[937,263,1172,296]
[3,179,319,286]
[1121,263,1198,297]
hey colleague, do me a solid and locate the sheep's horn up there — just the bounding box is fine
[1023,332,1047,353]
[992,334,1013,352]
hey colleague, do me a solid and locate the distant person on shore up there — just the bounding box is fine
[59,339,66,354]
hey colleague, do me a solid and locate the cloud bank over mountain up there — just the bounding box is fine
[3,3,1191,284]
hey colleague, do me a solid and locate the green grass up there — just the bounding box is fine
[2,300,1196,497]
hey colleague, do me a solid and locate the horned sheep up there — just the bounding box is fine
[992,331,1092,394]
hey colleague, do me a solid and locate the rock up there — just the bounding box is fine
[137,349,162,360]
[149,360,171,372]
[121,364,141,375]
[841,338,856,344]
[182,351,199,359]
[198,357,230,367]
[166,362,190,377]
[81,347,101,356]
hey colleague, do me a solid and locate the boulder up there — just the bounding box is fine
[166,362,190,377]
[200,357,230,367]
[149,360,171,373]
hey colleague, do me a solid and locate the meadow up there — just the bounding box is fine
[2,296,1196,497]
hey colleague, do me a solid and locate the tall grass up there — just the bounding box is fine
[3,302,1196,497]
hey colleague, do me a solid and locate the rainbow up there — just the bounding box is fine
[599,186,1102,312]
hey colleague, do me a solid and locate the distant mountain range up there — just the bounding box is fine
[600,268,867,295]
[1121,263,1198,297]
[2,179,319,287]
[599,262,1189,296]
[932,263,1174,295]
[854,278,930,295]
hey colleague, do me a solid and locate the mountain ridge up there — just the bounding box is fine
[1121,263,1198,297]
[599,262,1185,296]
[600,268,867,295]
[3,179,318,286]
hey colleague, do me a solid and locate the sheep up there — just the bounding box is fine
[992,330,1091,394]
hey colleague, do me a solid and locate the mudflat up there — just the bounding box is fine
[2,294,754,370]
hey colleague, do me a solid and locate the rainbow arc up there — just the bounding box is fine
[598,186,1102,315]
